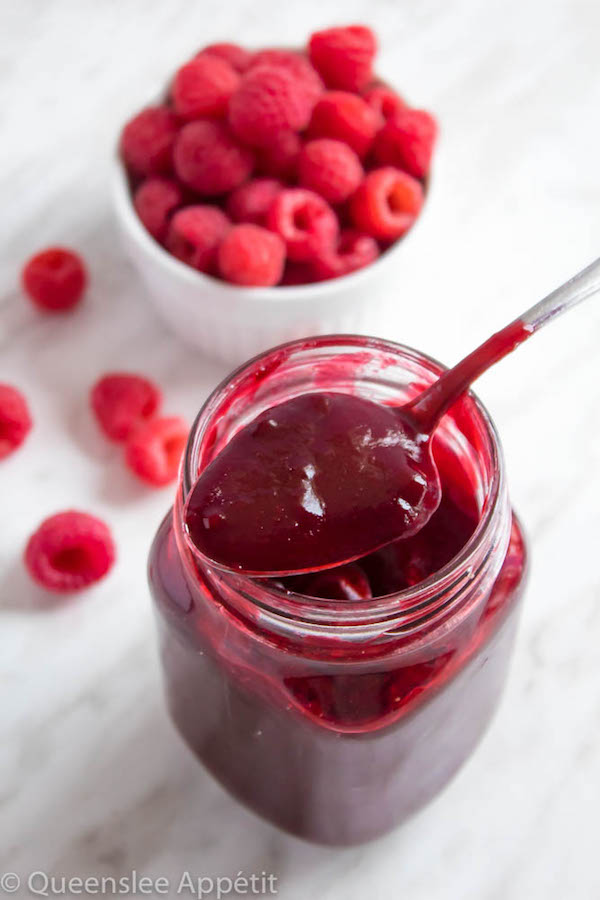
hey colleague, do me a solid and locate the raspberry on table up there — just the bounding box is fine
[172,55,240,120]
[350,167,424,240]
[24,511,116,593]
[228,64,314,148]
[198,42,253,73]
[133,177,183,242]
[120,106,179,176]
[363,85,406,122]
[166,205,231,273]
[267,188,339,262]
[90,373,162,442]
[173,120,254,195]
[22,247,87,312]
[226,178,282,225]
[299,138,363,204]
[218,224,285,286]
[249,49,324,105]
[313,229,379,280]
[0,383,32,459]
[125,416,189,487]
[308,25,376,92]
[254,129,301,179]
[374,108,438,179]
[308,91,379,159]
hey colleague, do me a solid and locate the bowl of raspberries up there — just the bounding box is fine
[114,24,437,364]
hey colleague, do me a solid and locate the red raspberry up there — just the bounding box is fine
[249,50,323,104]
[267,188,339,262]
[0,384,32,459]
[24,511,115,593]
[133,177,183,242]
[350,167,424,240]
[198,43,253,73]
[90,373,162,442]
[229,65,314,148]
[218,224,285,287]
[166,205,231,273]
[308,91,379,159]
[280,261,317,286]
[309,25,376,92]
[313,229,379,280]
[120,106,179,176]
[303,563,372,600]
[172,55,240,120]
[125,416,189,487]
[363,85,406,122]
[299,138,363,204]
[255,129,301,179]
[22,247,87,312]
[173,120,254,195]
[226,178,282,225]
[373,108,438,179]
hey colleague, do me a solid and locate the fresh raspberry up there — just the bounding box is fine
[133,177,183,242]
[218,224,285,287]
[267,188,339,262]
[313,229,379,280]
[228,65,314,148]
[198,43,253,73]
[302,563,372,600]
[249,50,323,104]
[125,416,189,487]
[363,85,406,122]
[90,373,162,442]
[350,167,424,240]
[255,129,301,179]
[120,106,179,176]
[298,138,363,204]
[24,511,115,593]
[280,261,318,286]
[308,91,379,159]
[226,178,282,225]
[172,55,240,120]
[22,247,87,312]
[373,108,438,179]
[308,25,376,91]
[173,120,254,195]
[166,205,231,273]
[0,384,32,459]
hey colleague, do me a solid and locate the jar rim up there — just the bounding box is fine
[178,334,506,631]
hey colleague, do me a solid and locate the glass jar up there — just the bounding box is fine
[148,336,528,846]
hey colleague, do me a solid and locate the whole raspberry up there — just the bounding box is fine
[0,384,32,459]
[299,138,363,204]
[313,229,379,280]
[198,43,253,73]
[363,85,406,122]
[22,247,87,312]
[125,416,189,487]
[166,205,231,273]
[226,178,282,225]
[373,108,438,179]
[172,55,240,120]
[280,261,317,286]
[249,50,323,104]
[255,129,301,179]
[228,65,314,148]
[308,91,379,159]
[133,177,183,242]
[267,188,339,262]
[24,511,115,593]
[308,25,376,91]
[174,120,254,195]
[120,106,179,176]
[90,373,162,442]
[218,224,285,286]
[302,562,372,600]
[350,167,424,240]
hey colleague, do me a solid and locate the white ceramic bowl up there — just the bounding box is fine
[113,130,428,366]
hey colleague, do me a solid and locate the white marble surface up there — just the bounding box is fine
[2,1,600,898]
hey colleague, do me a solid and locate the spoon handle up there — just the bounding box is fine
[408,256,600,430]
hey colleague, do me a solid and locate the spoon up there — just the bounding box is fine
[184,257,600,576]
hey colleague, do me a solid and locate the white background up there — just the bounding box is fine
[1,1,600,898]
